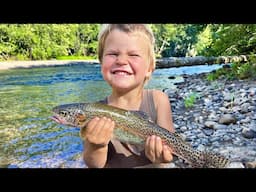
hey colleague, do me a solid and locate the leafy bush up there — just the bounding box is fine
[206,56,256,81]
[184,92,200,108]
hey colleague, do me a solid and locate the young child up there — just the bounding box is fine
[82,24,175,168]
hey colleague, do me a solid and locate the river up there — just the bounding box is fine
[0,62,222,168]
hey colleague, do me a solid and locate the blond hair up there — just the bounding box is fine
[97,24,156,72]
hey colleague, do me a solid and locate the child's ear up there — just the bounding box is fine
[145,71,152,79]
[145,66,154,79]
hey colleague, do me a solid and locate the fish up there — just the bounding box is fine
[51,102,230,168]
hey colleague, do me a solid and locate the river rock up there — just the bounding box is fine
[219,114,237,124]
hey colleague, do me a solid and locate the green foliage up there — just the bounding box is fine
[194,25,213,55]
[153,24,256,58]
[236,62,256,79]
[151,24,177,57]
[1,24,256,62]
[204,24,256,56]
[184,92,200,108]
[206,56,256,81]
[206,73,218,81]
[0,24,100,61]
[159,24,206,57]
[206,67,235,81]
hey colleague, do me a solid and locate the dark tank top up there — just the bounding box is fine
[100,89,158,168]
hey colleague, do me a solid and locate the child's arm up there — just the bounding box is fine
[82,117,115,168]
[144,90,174,163]
[153,90,175,133]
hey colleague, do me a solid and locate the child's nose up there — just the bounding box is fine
[116,55,128,65]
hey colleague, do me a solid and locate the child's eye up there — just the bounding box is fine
[130,54,139,57]
[108,53,118,56]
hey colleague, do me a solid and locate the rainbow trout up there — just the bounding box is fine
[51,102,230,168]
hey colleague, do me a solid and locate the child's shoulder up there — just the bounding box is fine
[147,89,168,98]
[146,89,169,107]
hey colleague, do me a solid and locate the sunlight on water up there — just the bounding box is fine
[0,63,222,168]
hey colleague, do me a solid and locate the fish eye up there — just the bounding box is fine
[60,111,67,116]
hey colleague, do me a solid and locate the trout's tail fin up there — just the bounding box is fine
[198,151,230,168]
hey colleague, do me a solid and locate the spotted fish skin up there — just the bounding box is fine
[51,102,230,168]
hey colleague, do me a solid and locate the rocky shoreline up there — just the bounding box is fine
[163,73,256,168]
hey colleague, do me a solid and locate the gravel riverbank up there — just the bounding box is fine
[163,73,256,168]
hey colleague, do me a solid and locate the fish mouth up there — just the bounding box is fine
[50,114,68,125]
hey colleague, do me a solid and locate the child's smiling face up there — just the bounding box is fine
[101,29,153,91]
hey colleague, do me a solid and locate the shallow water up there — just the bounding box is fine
[0,62,222,168]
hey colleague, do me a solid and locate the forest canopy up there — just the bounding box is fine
[0,24,256,61]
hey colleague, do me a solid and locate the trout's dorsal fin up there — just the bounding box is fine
[130,110,154,123]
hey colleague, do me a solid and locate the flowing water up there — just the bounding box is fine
[0,62,222,168]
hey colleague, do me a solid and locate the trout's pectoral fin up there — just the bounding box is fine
[125,143,144,156]
[75,113,87,126]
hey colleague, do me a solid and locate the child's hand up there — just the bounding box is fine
[145,135,173,163]
[81,117,115,147]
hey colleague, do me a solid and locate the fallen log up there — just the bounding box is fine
[156,55,250,69]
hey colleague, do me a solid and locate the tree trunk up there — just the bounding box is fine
[155,55,250,69]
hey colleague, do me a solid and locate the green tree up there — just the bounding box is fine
[206,24,256,56]
[194,24,213,56]
[151,24,177,58]
[74,24,99,57]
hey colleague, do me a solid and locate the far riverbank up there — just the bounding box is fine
[0,60,99,70]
